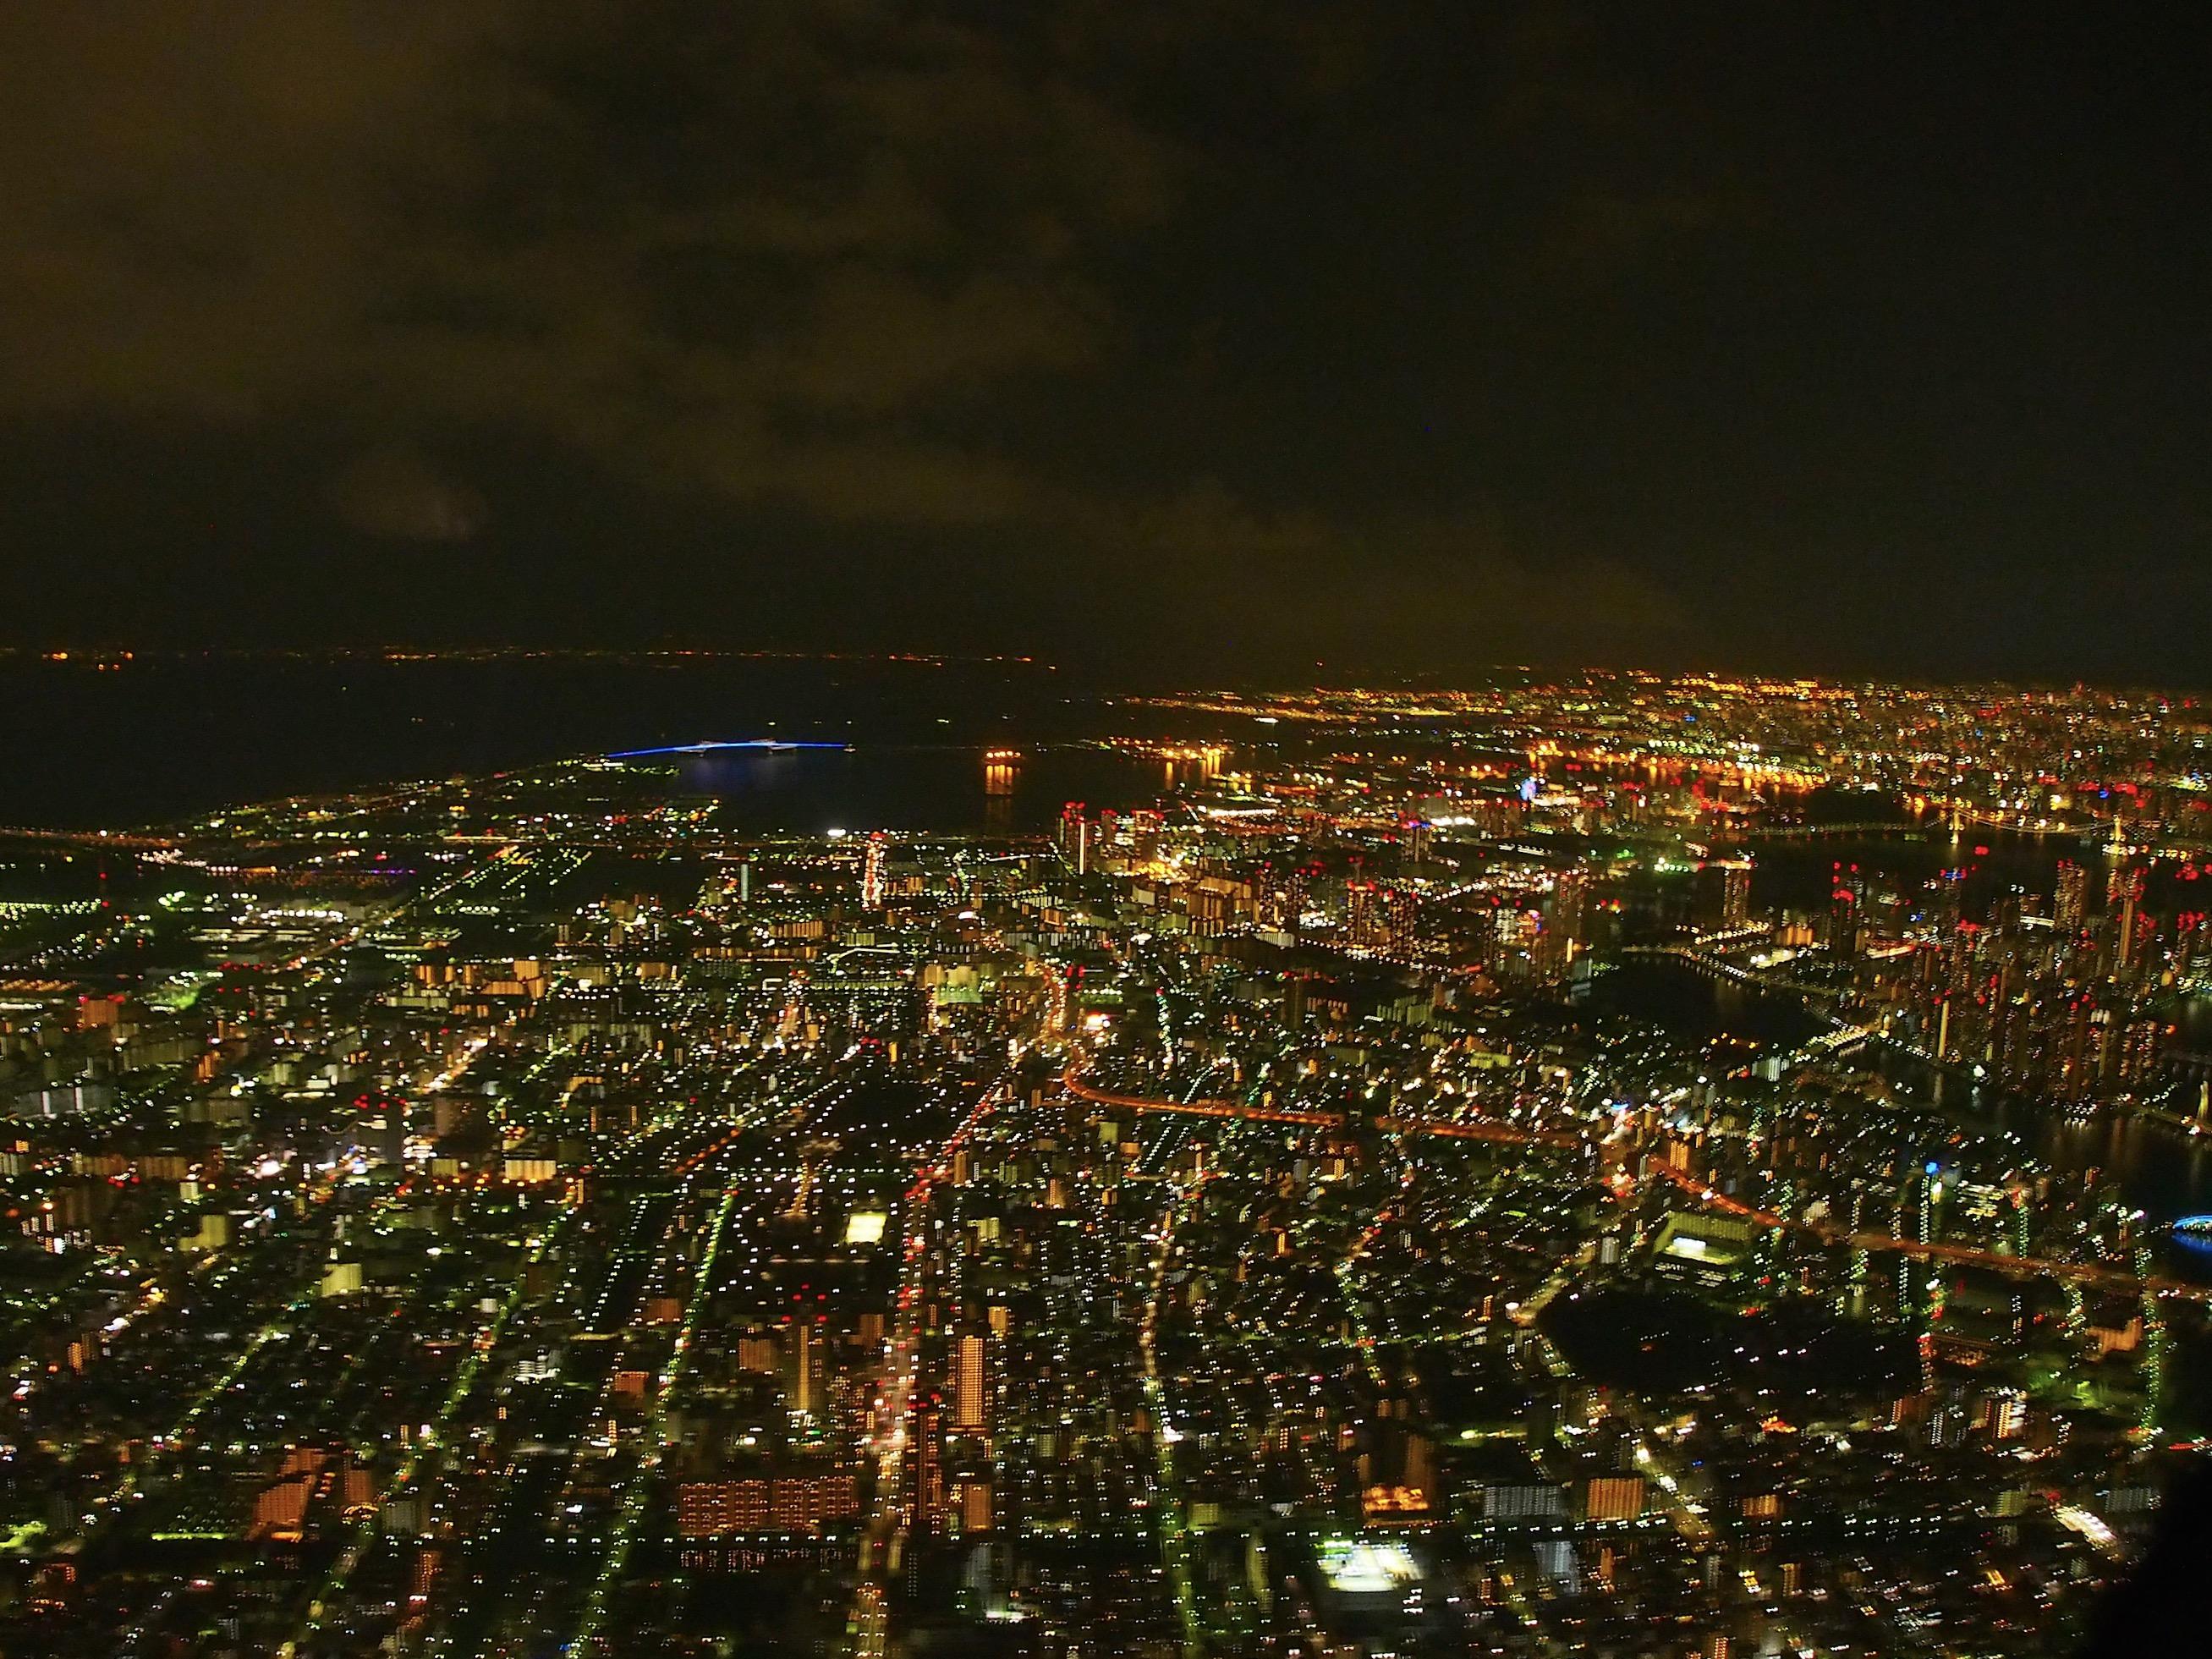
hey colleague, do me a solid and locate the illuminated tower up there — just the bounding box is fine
[2054,860,2089,938]
[1383,887,1419,956]
[1347,882,1381,949]
[1721,860,1751,932]
[1826,863,1863,955]
[912,1395,946,1533]
[862,831,886,909]
[1552,871,1587,950]
[1928,867,1964,937]
[1403,816,1432,866]
[1058,803,1091,875]
[1540,872,1586,978]
[790,1136,840,1219]
[954,1469,994,1533]
[953,1332,989,1433]
[1695,858,1752,934]
[2113,866,2148,980]
[788,1318,821,1419]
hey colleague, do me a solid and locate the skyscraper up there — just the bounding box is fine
[2055,860,2089,937]
[1551,871,1588,950]
[1695,858,1753,933]
[1058,804,1091,875]
[912,1395,946,1534]
[1826,863,1863,955]
[862,830,886,909]
[954,1332,989,1433]
[788,1318,821,1418]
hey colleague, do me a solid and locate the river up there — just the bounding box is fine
[1584,956,2212,1277]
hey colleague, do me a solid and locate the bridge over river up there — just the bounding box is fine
[1062,1062,2211,1306]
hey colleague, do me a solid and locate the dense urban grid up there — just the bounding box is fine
[6,672,2212,1657]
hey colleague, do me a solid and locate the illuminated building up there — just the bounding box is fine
[861,830,886,909]
[675,1464,859,1537]
[1584,1475,1647,1522]
[788,1318,821,1418]
[954,1332,989,1432]
[952,1469,994,1533]
[912,1395,946,1533]
[738,1330,780,1375]
[14,667,2212,1657]
[1826,862,1863,954]
[1346,880,1381,948]
[2055,860,2089,937]
[1057,803,1093,874]
[1697,857,1753,932]
[1403,816,1432,865]
[1550,870,1588,964]
[1313,1535,1422,1610]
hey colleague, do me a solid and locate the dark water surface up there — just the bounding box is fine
[1745,826,2089,915]
[653,743,1181,837]
[1579,958,1825,1050]
[1593,956,2212,1266]
[0,656,1167,829]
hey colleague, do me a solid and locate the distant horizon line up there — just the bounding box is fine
[0,644,2201,697]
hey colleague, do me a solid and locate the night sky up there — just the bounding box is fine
[3,4,2206,682]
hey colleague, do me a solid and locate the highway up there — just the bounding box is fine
[843,1074,1004,1659]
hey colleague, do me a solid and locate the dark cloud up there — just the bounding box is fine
[0,3,2205,678]
[328,449,487,542]
[0,4,1154,507]
[1117,483,1688,662]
